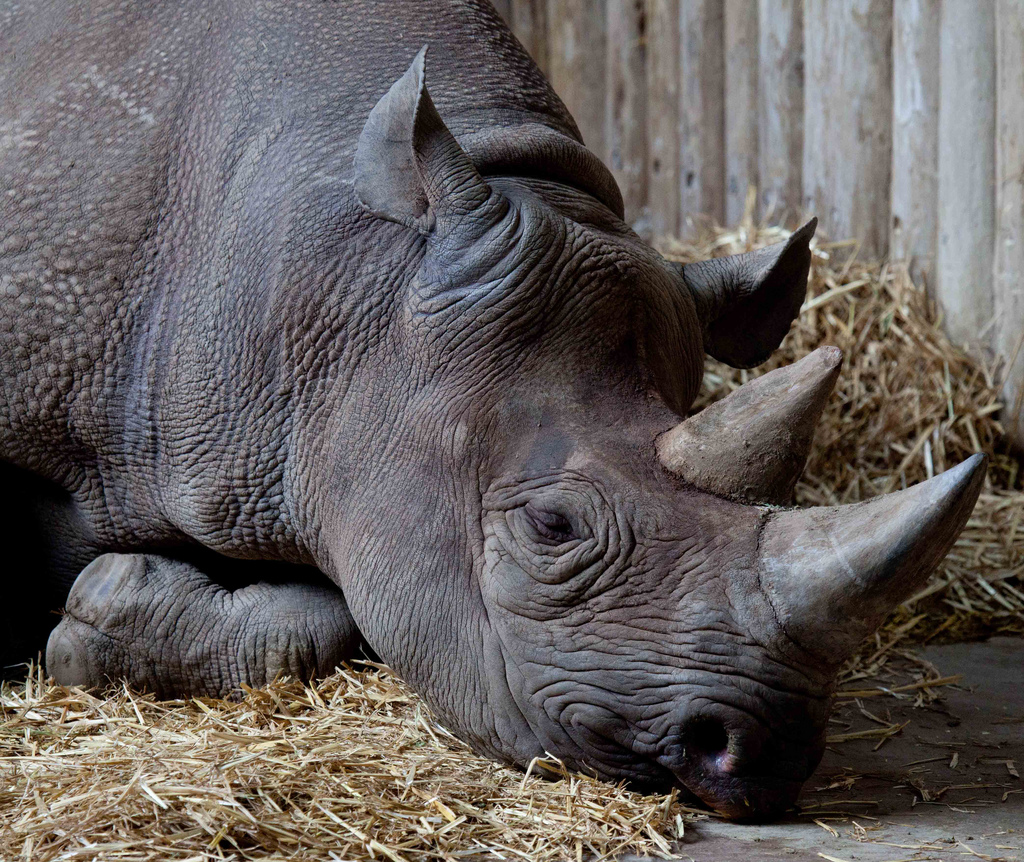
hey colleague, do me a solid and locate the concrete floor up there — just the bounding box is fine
[656,638,1024,861]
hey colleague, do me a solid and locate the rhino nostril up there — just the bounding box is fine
[688,718,729,758]
[686,719,746,777]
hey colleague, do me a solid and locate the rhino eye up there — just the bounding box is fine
[523,503,577,544]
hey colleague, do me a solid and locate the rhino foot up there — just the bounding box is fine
[46,552,363,698]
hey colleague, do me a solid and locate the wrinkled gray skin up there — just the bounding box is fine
[0,0,977,820]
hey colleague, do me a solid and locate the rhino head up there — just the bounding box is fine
[342,50,985,819]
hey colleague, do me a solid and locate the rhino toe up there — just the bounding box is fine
[46,615,120,688]
[45,553,146,689]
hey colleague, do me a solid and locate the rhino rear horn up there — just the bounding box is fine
[760,453,987,662]
[657,346,842,503]
[355,46,492,234]
[678,219,816,368]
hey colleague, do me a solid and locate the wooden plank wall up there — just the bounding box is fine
[803,0,892,260]
[935,1,995,350]
[495,0,1024,449]
[891,0,939,286]
[995,0,1024,442]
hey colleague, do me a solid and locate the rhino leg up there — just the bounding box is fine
[46,553,363,698]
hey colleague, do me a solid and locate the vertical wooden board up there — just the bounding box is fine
[606,0,649,234]
[890,0,940,286]
[724,0,758,226]
[504,0,550,74]
[646,0,681,239]
[678,0,726,227]
[935,1,995,348]
[757,0,802,224]
[995,0,1024,446]
[545,0,608,158]
[803,0,893,258]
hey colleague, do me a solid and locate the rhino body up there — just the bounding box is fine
[0,0,984,819]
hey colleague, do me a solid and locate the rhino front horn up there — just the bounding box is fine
[759,453,987,662]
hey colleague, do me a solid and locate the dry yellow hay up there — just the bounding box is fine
[2,663,700,861]
[3,219,1022,860]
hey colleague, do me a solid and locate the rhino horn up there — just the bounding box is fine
[656,346,842,504]
[355,46,492,235]
[678,218,816,368]
[760,453,987,662]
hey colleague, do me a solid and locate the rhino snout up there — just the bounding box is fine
[657,712,823,820]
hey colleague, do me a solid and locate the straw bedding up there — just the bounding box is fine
[3,221,1022,860]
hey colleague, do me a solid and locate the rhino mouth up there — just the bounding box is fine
[662,760,807,821]
[567,710,811,820]
[657,719,822,821]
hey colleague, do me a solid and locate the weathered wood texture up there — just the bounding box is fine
[606,0,649,232]
[936,0,995,350]
[891,0,940,285]
[803,0,893,259]
[757,0,803,225]
[995,0,1024,441]
[678,0,725,227]
[645,0,680,238]
[496,0,1024,447]
[724,0,758,225]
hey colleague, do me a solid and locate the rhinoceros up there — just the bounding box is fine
[1,0,984,819]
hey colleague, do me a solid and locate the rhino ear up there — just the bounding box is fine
[355,46,492,234]
[676,219,816,368]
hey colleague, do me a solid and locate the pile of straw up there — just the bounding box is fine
[2,663,699,861]
[3,221,1022,860]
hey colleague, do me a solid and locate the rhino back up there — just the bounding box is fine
[0,0,577,552]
